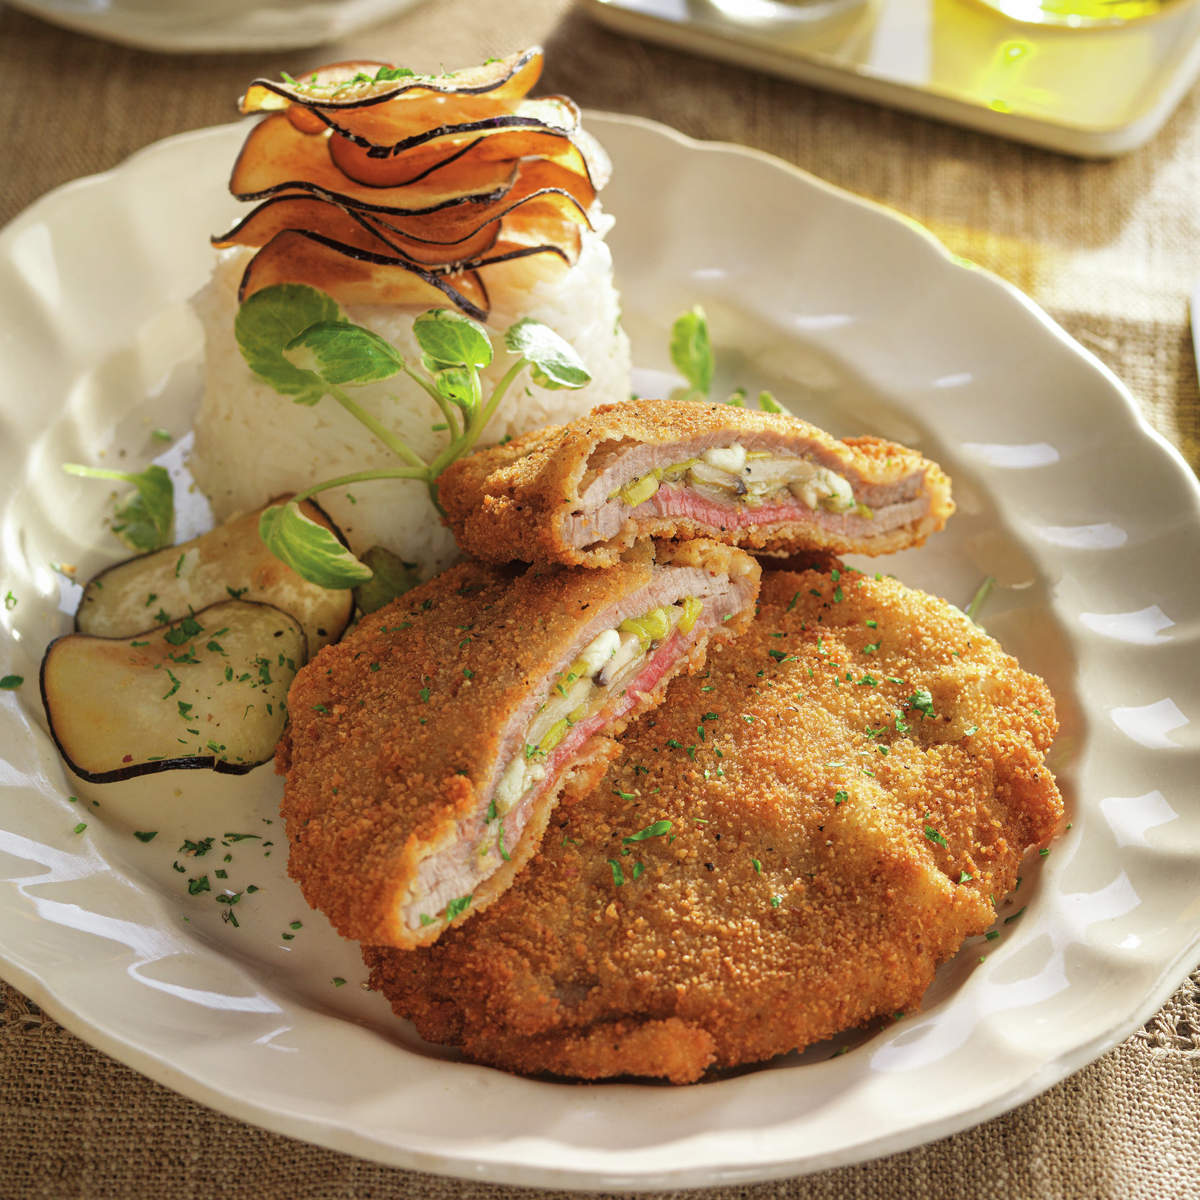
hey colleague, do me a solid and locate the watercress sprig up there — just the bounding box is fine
[235,284,591,589]
[669,305,783,413]
[61,464,174,553]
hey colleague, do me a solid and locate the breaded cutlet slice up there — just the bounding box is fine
[365,565,1062,1082]
[278,538,759,949]
[439,398,953,567]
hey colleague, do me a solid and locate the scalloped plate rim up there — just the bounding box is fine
[0,112,1197,1190]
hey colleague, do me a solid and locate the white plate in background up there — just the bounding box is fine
[0,113,1198,1189]
[6,0,427,53]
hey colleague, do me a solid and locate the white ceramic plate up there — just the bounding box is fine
[1,113,1199,1190]
[6,0,427,53]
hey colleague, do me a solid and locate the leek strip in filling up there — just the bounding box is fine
[609,443,866,516]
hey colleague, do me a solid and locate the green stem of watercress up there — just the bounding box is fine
[327,385,427,469]
[292,466,432,505]
[427,357,526,477]
[399,363,462,439]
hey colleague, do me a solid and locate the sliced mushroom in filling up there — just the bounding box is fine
[565,436,932,551]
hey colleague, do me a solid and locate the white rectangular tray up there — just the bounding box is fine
[583,0,1200,156]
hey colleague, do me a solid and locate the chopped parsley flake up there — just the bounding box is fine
[623,819,672,843]
[924,825,949,848]
[133,831,158,843]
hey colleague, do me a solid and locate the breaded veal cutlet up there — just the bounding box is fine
[439,398,954,567]
[365,564,1063,1082]
[278,539,759,948]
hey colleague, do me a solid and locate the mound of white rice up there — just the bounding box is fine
[189,221,630,579]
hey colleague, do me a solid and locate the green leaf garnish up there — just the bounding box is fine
[414,308,493,370]
[353,546,420,614]
[924,825,949,848]
[235,283,343,405]
[62,463,174,552]
[669,307,786,412]
[623,819,672,844]
[505,318,591,390]
[428,364,478,412]
[286,321,405,386]
[374,65,416,82]
[965,575,996,624]
[259,501,373,589]
[670,306,713,396]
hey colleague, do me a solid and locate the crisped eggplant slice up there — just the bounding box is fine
[228,114,520,210]
[213,194,502,266]
[440,399,955,567]
[323,96,580,162]
[239,48,544,129]
[42,601,306,783]
[213,189,589,268]
[237,229,491,316]
[75,500,353,653]
[278,539,761,950]
[326,119,593,190]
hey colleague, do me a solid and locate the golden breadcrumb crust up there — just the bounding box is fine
[439,399,954,566]
[278,539,760,949]
[365,566,1063,1082]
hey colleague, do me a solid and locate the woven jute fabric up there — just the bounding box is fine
[1,1,1198,1196]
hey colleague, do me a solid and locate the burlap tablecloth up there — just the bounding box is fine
[1,1,1197,1195]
